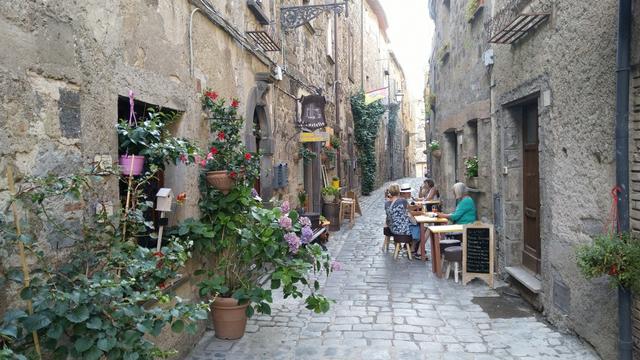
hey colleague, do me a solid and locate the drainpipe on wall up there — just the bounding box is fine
[335,0,342,182]
[615,1,632,359]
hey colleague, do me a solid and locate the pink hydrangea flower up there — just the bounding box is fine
[299,216,311,227]
[284,232,301,254]
[278,216,292,230]
[301,225,313,244]
[280,200,290,213]
[331,260,342,272]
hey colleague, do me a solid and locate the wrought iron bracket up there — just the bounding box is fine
[280,3,348,30]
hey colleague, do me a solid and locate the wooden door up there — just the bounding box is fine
[522,102,541,274]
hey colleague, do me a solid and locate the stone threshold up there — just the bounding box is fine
[505,265,542,294]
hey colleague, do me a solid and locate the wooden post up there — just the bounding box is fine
[156,211,165,252]
[122,155,136,242]
[6,166,42,358]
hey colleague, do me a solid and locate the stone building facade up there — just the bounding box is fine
[427,0,493,220]
[0,0,411,356]
[429,0,639,358]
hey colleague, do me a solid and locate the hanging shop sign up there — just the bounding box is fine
[299,131,330,143]
[297,95,327,131]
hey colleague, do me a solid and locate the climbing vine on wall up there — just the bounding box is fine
[351,92,386,195]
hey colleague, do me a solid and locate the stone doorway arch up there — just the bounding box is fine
[244,74,275,201]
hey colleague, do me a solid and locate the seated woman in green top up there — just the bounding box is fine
[437,182,477,224]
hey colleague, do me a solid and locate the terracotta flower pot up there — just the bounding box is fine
[431,149,442,159]
[211,297,249,340]
[119,155,145,176]
[206,170,236,194]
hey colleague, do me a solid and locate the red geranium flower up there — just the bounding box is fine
[229,171,237,179]
[218,131,225,140]
[231,99,240,108]
[153,251,164,258]
[179,154,188,163]
[176,192,187,203]
[210,147,218,155]
[244,153,252,160]
[609,264,619,276]
[205,91,218,101]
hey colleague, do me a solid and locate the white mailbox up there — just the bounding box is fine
[155,188,173,212]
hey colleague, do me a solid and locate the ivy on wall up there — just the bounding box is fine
[351,92,386,195]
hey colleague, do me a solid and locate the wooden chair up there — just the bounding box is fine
[346,191,362,215]
[339,197,356,227]
[392,235,413,260]
[382,227,393,252]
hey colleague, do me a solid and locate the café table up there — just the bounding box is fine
[426,224,464,278]
[415,215,449,262]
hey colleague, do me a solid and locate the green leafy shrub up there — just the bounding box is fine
[0,168,209,359]
[577,233,640,292]
[428,140,440,151]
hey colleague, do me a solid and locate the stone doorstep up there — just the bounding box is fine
[505,266,542,293]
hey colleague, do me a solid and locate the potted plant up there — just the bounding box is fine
[428,140,442,158]
[117,114,161,175]
[464,156,479,188]
[322,146,336,164]
[117,109,201,175]
[577,233,640,292]
[332,176,340,189]
[321,186,339,203]
[330,135,341,150]
[299,146,317,164]
[200,90,259,194]
[297,190,308,213]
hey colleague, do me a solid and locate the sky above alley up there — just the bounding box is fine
[379,0,434,105]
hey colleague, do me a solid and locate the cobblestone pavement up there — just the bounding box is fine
[186,179,600,360]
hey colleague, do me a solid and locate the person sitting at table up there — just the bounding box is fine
[399,183,423,256]
[437,182,477,225]
[418,178,439,210]
[384,183,414,248]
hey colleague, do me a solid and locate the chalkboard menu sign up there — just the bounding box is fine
[463,224,494,288]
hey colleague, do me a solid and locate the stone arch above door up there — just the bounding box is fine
[244,74,275,200]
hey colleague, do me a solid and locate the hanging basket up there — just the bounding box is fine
[119,155,145,176]
[206,170,236,194]
[432,149,442,159]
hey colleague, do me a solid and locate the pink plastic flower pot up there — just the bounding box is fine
[119,155,145,176]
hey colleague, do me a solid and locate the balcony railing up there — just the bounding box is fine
[485,0,551,44]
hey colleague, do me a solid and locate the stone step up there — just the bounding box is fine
[505,265,542,293]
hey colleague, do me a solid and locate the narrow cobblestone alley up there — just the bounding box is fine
[186,179,600,360]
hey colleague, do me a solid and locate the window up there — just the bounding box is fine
[348,28,355,82]
[117,96,179,249]
[326,17,334,63]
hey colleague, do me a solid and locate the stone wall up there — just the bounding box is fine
[491,1,619,358]
[427,0,492,214]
